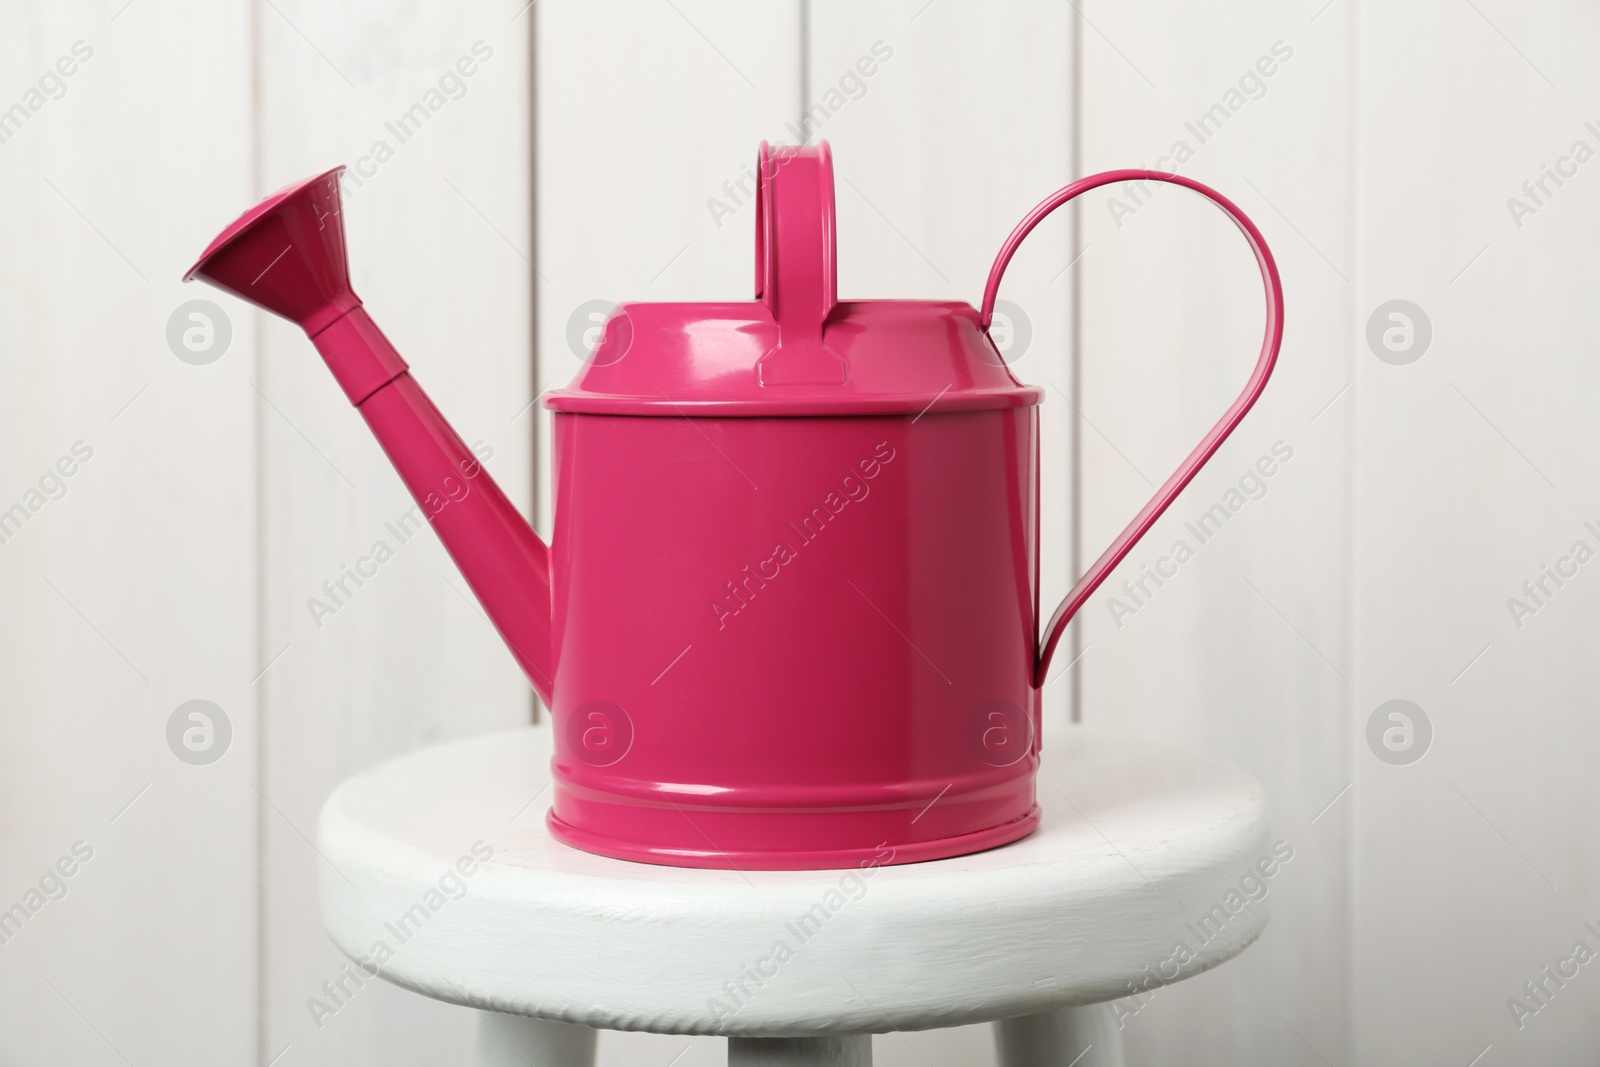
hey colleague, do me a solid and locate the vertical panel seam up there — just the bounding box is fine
[799,0,810,137]
[249,0,267,1061]
[527,0,541,725]
[1345,0,1362,1057]
[1068,2,1084,725]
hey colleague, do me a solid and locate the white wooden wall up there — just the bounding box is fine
[3,2,1599,1065]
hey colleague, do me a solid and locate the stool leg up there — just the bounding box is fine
[993,1006,1123,1067]
[728,1035,871,1066]
[473,1011,598,1067]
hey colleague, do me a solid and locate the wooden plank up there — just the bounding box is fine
[804,0,1079,733]
[1355,1,1600,1061]
[1075,3,1353,1062]
[0,3,257,1064]
[252,2,534,1062]
[534,0,804,526]
[536,2,799,1063]
[806,4,1075,1062]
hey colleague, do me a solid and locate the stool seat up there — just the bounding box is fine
[317,724,1271,1040]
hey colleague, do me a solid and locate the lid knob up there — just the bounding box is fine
[755,141,846,386]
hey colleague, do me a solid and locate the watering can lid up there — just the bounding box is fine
[546,142,1041,418]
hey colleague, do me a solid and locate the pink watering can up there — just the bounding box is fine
[186,143,1282,870]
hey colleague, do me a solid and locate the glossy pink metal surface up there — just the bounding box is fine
[184,146,1283,870]
[547,408,1040,866]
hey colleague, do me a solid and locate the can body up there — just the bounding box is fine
[547,406,1039,869]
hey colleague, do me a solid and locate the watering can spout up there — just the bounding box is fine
[184,166,555,705]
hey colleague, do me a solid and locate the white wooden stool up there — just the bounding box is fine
[316,726,1270,1066]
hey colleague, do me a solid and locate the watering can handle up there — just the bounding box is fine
[756,140,837,329]
[755,141,846,385]
[980,170,1285,688]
